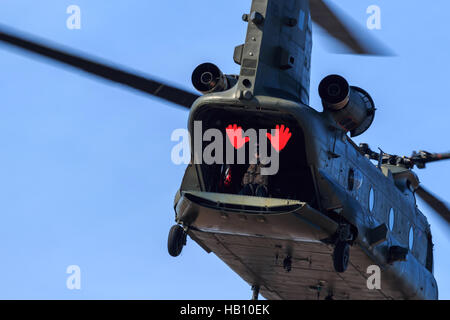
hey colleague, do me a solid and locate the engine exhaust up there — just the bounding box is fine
[191,63,228,94]
[319,74,376,137]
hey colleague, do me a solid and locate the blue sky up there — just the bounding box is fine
[0,0,449,299]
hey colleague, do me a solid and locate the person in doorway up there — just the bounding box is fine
[239,142,269,197]
[239,124,292,197]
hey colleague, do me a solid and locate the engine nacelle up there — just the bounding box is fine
[192,63,237,94]
[319,75,376,137]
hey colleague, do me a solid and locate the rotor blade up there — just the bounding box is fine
[407,151,450,169]
[309,0,393,56]
[434,152,450,161]
[418,152,450,166]
[0,25,199,109]
[416,186,450,225]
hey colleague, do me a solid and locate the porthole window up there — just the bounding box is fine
[349,169,363,191]
[389,208,395,231]
[353,170,363,190]
[348,169,355,191]
[409,227,414,250]
[369,187,375,213]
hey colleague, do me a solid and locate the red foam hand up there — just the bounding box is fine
[226,124,249,149]
[267,125,292,152]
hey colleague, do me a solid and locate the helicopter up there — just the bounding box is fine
[1,0,449,300]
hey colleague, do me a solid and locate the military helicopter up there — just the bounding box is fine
[1,0,450,300]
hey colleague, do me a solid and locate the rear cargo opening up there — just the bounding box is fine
[194,106,316,205]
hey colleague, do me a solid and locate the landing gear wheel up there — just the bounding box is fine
[168,225,186,257]
[333,241,350,273]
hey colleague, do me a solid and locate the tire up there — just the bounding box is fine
[168,225,186,257]
[333,241,350,273]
